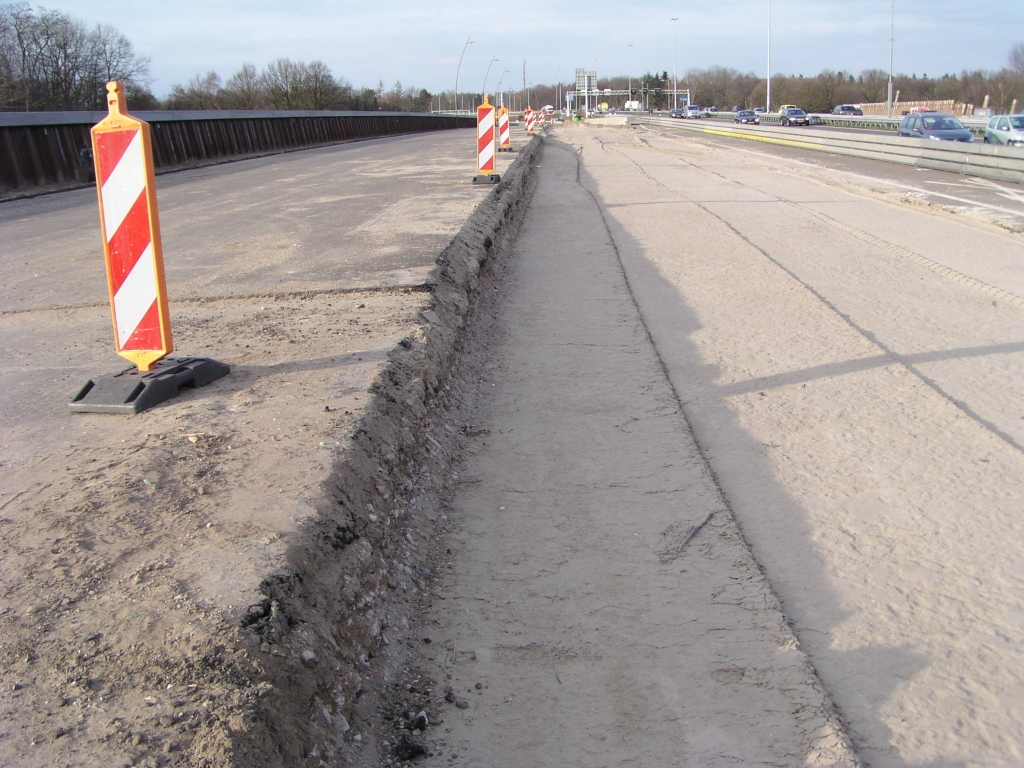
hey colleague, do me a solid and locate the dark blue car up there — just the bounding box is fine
[898,112,974,142]
[734,110,760,125]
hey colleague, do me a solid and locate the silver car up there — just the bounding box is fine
[984,115,1024,147]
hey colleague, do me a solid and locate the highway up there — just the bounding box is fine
[555,124,1024,767]
[2,121,1023,767]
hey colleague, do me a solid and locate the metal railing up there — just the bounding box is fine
[0,110,474,194]
[751,112,989,134]
[641,115,1024,185]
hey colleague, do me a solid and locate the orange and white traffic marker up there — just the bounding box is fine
[472,95,500,184]
[497,105,513,152]
[70,82,228,414]
[92,81,172,371]
[524,107,536,134]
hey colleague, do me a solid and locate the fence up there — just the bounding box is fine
[858,99,971,117]
[0,110,474,194]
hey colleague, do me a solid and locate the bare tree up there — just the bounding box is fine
[0,2,152,110]
[87,23,148,108]
[165,71,221,110]
[32,9,92,110]
[262,58,308,109]
[222,62,264,109]
[857,69,889,103]
[305,59,340,109]
[1009,43,1024,77]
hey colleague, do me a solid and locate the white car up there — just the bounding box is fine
[702,106,718,117]
[985,115,1024,147]
[685,105,701,118]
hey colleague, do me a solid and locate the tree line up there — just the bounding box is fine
[164,62,434,113]
[583,46,1024,114]
[0,3,435,113]
[0,2,153,110]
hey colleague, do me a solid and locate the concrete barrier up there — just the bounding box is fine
[643,117,1024,185]
[0,110,474,195]
[707,112,989,134]
[585,115,630,126]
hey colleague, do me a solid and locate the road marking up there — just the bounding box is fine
[684,136,1024,223]
[964,176,1024,206]
[701,126,824,151]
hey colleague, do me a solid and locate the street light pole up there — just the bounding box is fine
[671,17,678,111]
[482,56,498,99]
[454,36,473,113]
[766,0,772,112]
[496,68,509,108]
[887,0,895,117]
[627,43,633,109]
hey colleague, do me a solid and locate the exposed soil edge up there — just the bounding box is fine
[192,136,544,766]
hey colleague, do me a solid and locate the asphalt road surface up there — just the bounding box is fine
[0,127,518,767]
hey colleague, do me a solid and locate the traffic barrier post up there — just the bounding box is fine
[472,94,500,184]
[497,106,513,152]
[70,82,228,414]
[524,107,536,135]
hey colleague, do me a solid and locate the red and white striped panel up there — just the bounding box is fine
[525,110,536,134]
[95,129,163,352]
[498,108,511,147]
[477,101,495,173]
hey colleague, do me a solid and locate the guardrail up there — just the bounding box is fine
[0,110,474,195]
[660,111,991,136]
[727,112,990,135]
[641,116,1024,185]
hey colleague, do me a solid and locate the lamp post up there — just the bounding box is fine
[496,67,509,108]
[627,44,633,109]
[766,0,772,112]
[671,17,678,111]
[455,36,473,113]
[482,56,499,100]
[887,0,895,117]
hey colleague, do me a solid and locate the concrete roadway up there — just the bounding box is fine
[562,124,1024,767]
[647,116,1024,232]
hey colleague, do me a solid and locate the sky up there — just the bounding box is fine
[59,0,1023,97]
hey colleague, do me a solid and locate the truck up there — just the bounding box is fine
[624,100,643,111]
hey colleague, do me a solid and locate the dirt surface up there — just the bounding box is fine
[0,128,528,767]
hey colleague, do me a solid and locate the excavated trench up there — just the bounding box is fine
[213,136,544,766]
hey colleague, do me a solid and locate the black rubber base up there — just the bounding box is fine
[69,357,230,414]
[472,173,501,184]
